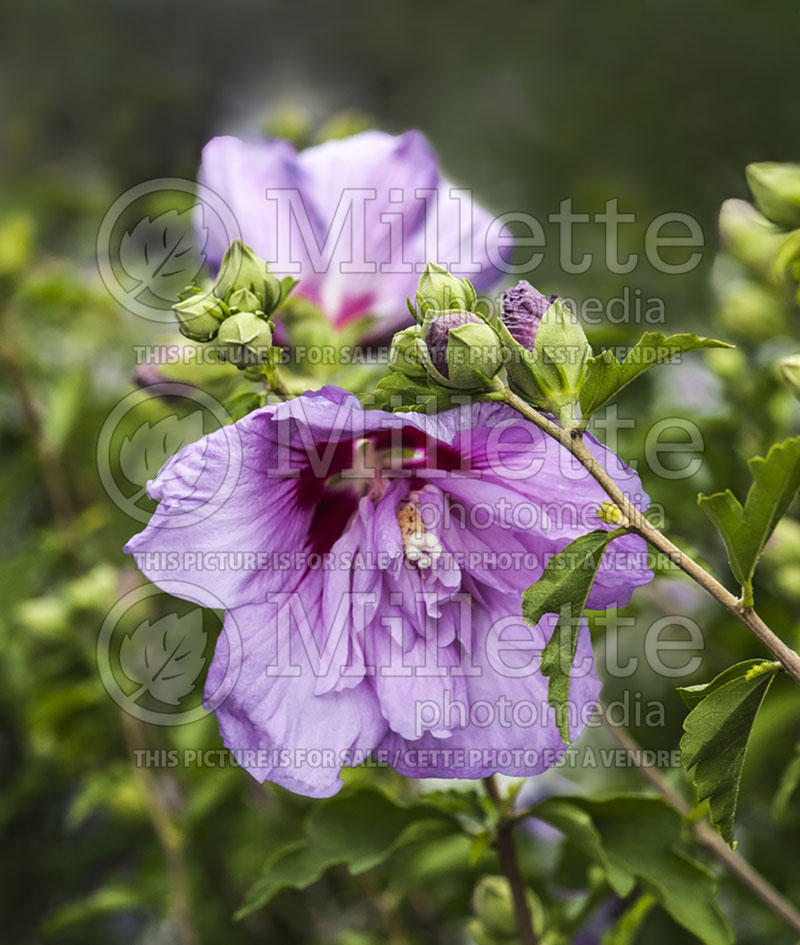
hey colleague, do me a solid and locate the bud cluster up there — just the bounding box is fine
[172,239,297,369]
[715,162,800,395]
[387,263,592,427]
[389,263,504,391]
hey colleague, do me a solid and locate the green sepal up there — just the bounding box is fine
[216,311,273,368]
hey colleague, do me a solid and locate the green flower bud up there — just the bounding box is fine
[422,311,503,390]
[597,501,627,526]
[472,877,517,938]
[716,279,787,342]
[746,163,800,230]
[531,298,590,398]
[415,262,477,320]
[227,286,262,313]
[216,312,273,367]
[172,291,228,341]
[780,354,800,400]
[471,877,544,941]
[493,295,590,426]
[705,345,747,381]
[214,239,283,313]
[774,228,800,284]
[389,326,429,379]
[718,199,786,276]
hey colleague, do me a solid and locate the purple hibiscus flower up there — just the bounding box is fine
[199,130,504,333]
[125,388,652,798]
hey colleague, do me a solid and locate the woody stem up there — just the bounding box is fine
[495,382,800,685]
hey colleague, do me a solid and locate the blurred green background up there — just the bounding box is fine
[2,1,800,943]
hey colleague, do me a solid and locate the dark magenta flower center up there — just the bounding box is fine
[302,427,462,554]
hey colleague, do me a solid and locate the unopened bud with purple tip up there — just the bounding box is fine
[492,280,591,427]
[421,311,502,390]
[425,311,481,375]
[500,281,557,350]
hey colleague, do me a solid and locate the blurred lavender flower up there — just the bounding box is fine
[198,130,505,334]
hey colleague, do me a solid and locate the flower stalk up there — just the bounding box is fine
[491,379,800,686]
[603,717,800,937]
[482,776,540,945]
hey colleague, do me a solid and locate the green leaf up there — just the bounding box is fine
[698,436,800,591]
[678,659,780,846]
[41,370,89,450]
[43,886,144,935]
[223,388,265,422]
[773,741,800,820]
[522,530,615,743]
[531,795,732,945]
[522,530,615,626]
[236,788,454,918]
[579,332,733,419]
[600,893,655,945]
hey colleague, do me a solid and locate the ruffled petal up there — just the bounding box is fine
[124,389,386,609]
[379,611,601,779]
[124,415,309,609]
[206,590,387,797]
[127,388,651,795]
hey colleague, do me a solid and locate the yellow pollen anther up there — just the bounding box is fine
[396,491,442,569]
